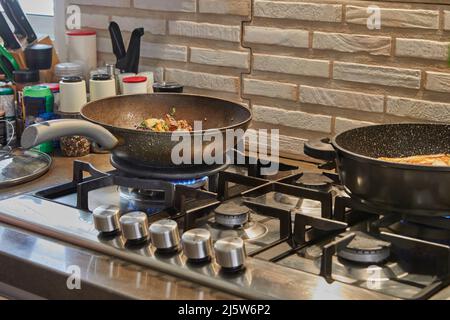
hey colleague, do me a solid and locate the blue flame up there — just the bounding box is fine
[169,176,208,186]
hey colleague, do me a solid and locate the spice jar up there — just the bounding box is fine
[59,76,87,113]
[13,69,40,130]
[23,85,55,154]
[89,74,116,101]
[122,76,148,95]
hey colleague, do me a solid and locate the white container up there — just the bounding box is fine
[122,76,148,95]
[89,75,116,102]
[67,29,97,81]
[138,72,155,93]
[59,77,87,113]
[118,73,136,94]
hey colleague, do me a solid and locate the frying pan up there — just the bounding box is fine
[304,123,450,217]
[21,93,252,168]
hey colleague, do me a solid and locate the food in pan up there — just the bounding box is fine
[379,154,450,166]
[136,108,193,132]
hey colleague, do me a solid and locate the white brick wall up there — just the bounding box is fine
[141,42,188,62]
[396,38,449,61]
[190,48,249,69]
[244,26,309,48]
[254,1,342,23]
[426,72,450,93]
[333,62,421,89]
[199,0,251,16]
[387,97,450,122]
[300,86,384,113]
[69,0,130,7]
[165,69,240,93]
[346,6,439,29]
[112,16,166,35]
[134,0,196,12]
[66,0,450,158]
[335,118,376,134]
[313,32,391,56]
[169,21,241,42]
[243,78,298,101]
[253,105,332,133]
[253,54,329,78]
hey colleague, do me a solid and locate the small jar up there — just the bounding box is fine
[89,74,116,101]
[59,76,87,113]
[55,62,84,82]
[67,29,97,80]
[122,76,148,95]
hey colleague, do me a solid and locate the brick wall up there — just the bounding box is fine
[64,0,450,158]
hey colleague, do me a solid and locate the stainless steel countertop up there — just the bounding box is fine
[0,153,236,300]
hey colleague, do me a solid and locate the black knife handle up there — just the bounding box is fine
[3,0,37,44]
[0,11,21,49]
[109,21,127,62]
[0,0,25,39]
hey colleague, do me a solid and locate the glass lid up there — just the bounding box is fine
[0,149,52,188]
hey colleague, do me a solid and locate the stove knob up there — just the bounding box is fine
[182,229,213,263]
[214,237,246,272]
[93,205,120,234]
[119,212,149,242]
[150,219,181,252]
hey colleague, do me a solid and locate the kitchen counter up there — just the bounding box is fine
[0,152,236,300]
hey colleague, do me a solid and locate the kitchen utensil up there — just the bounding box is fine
[24,43,53,70]
[304,123,450,217]
[21,94,252,168]
[0,148,51,188]
[0,10,21,50]
[59,76,87,113]
[122,76,147,95]
[0,45,19,81]
[109,22,144,74]
[89,74,116,102]
[0,0,37,44]
[67,29,97,80]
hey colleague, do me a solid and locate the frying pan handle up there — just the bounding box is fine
[21,119,119,150]
[304,138,336,161]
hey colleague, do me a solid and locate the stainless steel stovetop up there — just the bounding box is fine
[0,158,448,300]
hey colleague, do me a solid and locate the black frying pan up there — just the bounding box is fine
[21,94,252,168]
[305,123,450,217]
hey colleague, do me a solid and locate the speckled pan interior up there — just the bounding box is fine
[335,123,450,158]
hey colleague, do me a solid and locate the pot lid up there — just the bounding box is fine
[0,149,52,189]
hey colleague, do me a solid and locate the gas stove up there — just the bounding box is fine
[0,152,448,300]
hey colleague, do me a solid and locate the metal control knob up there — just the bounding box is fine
[93,205,121,234]
[182,229,213,263]
[119,212,149,242]
[214,237,246,272]
[149,219,181,252]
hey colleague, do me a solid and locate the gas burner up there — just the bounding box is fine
[295,172,334,192]
[206,221,268,242]
[214,202,250,227]
[198,202,269,241]
[337,232,392,264]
